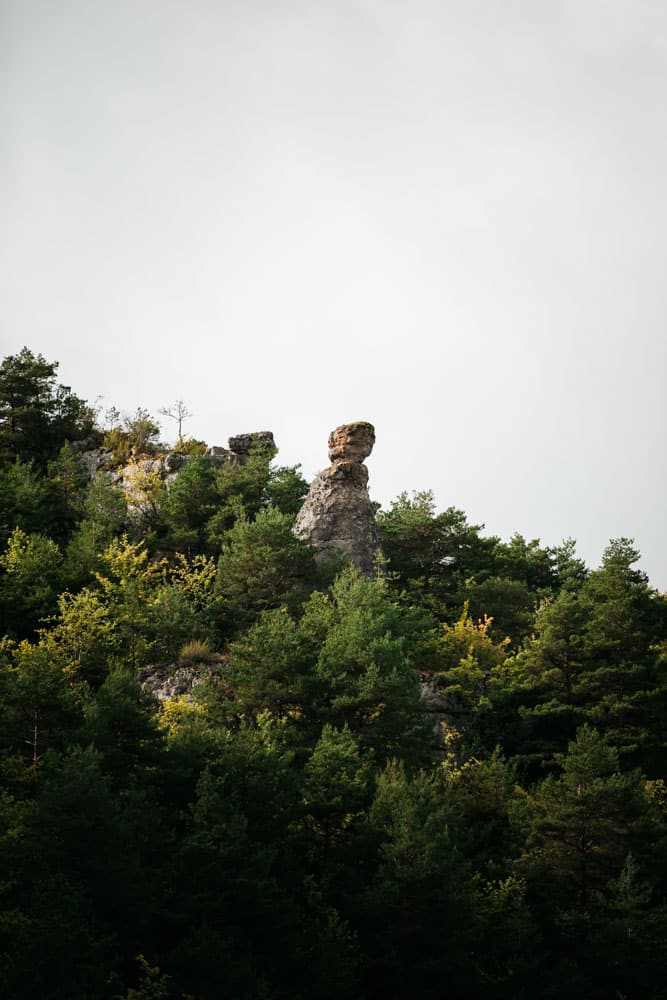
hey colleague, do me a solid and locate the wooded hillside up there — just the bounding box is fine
[1,349,666,999]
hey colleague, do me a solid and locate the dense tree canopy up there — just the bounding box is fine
[0,350,665,999]
[0,348,96,469]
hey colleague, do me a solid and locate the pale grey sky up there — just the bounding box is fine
[3,0,667,587]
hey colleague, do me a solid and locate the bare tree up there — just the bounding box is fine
[159,400,193,448]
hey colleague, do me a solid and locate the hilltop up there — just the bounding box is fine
[1,347,666,999]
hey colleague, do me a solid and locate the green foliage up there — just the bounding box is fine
[122,464,167,538]
[94,536,166,669]
[162,454,218,553]
[0,528,64,637]
[483,539,667,778]
[0,639,85,763]
[435,603,510,721]
[207,442,277,539]
[204,440,307,544]
[1,352,666,1000]
[92,538,219,667]
[355,760,488,997]
[377,490,493,615]
[0,458,52,548]
[39,588,116,685]
[178,436,207,455]
[515,725,655,913]
[117,956,172,1000]
[264,462,310,517]
[465,574,536,647]
[223,606,306,720]
[45,443,89,541]
[446,751,522,879]
[304,569,432,763]
[83,666,165,787]
[0,347,96,470]
[215,506,315,633]
[103,407,162,463]
[302,724,374,868]
[63,475,127,586]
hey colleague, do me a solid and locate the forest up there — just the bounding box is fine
[0,347,666,999]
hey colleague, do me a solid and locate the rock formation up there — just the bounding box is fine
[294,421,380,575]
[204,431,276,469]
[139,662,207,703]
[80,431,276,483]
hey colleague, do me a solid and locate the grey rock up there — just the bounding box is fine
[139,662,205,702]
[129,458,164,476]
[80,448,114,477]
[204,445,233,468]
[228,431,276,456]
[419,675,450,713]
[294,421,379,575]
[70,435,101,454]
[164,451,190,474]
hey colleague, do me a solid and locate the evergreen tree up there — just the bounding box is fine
[0,528,64,638]
[0,348,95,469]
[305,568,432,764]
[215,506,315,634]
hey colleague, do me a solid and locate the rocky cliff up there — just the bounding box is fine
[293,421,380,575]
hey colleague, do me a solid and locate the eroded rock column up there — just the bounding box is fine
[294,421,380,575]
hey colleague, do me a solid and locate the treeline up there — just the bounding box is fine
[0,348,666,999]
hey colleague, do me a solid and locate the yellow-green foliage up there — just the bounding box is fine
[158,695,204,738]
[440,602,510,672]
[437,603,510,713]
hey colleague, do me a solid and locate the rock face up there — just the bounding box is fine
[294,421,379,575]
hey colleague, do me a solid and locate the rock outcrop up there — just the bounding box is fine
[80,431,276,486]
[294,421,379,575]
[139,662,207,702]
[204,431,276,469]
[228,431,275,460]
[139,656,230,704]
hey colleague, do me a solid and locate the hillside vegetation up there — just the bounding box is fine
[1,348,666,999]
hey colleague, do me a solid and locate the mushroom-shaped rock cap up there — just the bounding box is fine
[328,422,375,464]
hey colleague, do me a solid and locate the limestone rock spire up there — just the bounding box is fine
[294,421,380,575]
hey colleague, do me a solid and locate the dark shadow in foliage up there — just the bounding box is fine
[165,720,359,999]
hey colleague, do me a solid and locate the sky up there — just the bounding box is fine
[3,0,667,588]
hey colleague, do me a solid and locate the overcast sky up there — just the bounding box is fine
[3,0,666,587]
